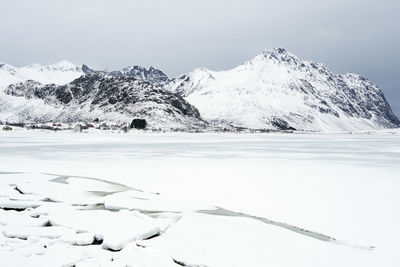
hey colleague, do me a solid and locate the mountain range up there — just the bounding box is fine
[0,49,399,131]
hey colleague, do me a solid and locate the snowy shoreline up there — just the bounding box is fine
[2,122,400,135]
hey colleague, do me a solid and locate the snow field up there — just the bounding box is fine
[0,131,399,266]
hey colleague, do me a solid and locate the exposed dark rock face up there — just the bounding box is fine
[109,66,170,85]
[130,119,147,129]
[82,64,95,74]
[270,118,296,131]
[5,73,204,129]
[79,64,170,85]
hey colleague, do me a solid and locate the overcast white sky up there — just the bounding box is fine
[0,0,399,115]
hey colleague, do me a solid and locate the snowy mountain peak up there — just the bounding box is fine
[188,67,214,79]
[0,61,84,89]
[165,67,216,97]
[0,62,14,69]
[0,62,17,74]
[167,48,399,131]
[81,64,96,74]
[261,47,300,63]
[110,65,170,84]
[22,60,80,72]
[263,47,289,56]
[47,60,80,71]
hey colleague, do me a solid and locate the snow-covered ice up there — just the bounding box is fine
[0,129,399,266]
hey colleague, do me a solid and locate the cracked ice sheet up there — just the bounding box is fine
[0,185,167,251]
[89,158,400,264]
[1,131,400,266]
[75,243,178,267]
[104,190,212,213]
[0,174,178,264]
[0,172,105,205]
[0,203,178,266]
[15,178,106,206]
[0,202,165,243]
[46,207,162,251]
[0,239,178,267]
[142,212,375,267]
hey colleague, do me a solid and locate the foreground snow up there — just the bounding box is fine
[0,130,399,266]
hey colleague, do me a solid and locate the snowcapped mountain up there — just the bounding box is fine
[0,60,84,89]
[4,73,204,129]
[166,48,399,131]
[0,61,202,129]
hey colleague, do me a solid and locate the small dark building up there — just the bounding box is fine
[130,119,147,129]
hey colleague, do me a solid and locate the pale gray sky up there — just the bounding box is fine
[0,0,399,116]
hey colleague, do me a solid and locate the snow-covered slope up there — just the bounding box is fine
[167,48,399,131]
[0,60,87,126]
[0,61,203,129]
[4,73,204,129]
[0,60,84,89]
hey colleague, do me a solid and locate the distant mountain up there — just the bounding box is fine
[109,66,170,85]
[0,60,84,89]
[166,48,399,131]
[4,73,204,129]
[81,64,170,85]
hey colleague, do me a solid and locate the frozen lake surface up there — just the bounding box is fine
[0,130,399,266]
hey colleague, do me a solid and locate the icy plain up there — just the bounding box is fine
[0,129,399,266]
